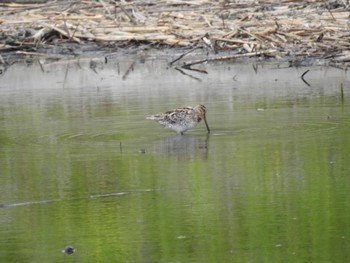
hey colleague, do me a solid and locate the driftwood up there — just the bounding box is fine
[0,0,349,66]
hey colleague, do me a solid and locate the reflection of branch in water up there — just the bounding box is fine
[169,46,202,66]
[181,50,277,69]
[122,61,136,80]
[252,63,258,74]
[63,63,69,88]
[0,64,9,76]
[174,67,202,82]
[0,55,14,77]
[301,69,311,87]
[37,59,45,72]
[116,62,120,75]
[90,60,99,74]
[182,66,208,74]
[340,82,344,104]
[156,134,209,160]
[182,59,208,70]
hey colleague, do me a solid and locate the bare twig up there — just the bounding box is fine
[182,66,208,74]
[118,5,137,24]
[98,0,112,17]
[39,22,80,43]
[182,50,277,68]
[174,67,202,81]
[182,58,208,69]
[169,46,202,66]
[325,4,336,21]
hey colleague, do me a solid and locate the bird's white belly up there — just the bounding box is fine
[165,121,198,134]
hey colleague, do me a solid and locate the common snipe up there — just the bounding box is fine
[147,104,210,135]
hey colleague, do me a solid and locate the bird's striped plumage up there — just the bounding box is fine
[147,104,210,135]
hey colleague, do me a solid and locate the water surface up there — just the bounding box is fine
[0,55,350,262]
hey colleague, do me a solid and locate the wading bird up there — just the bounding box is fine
[147,104,210,135]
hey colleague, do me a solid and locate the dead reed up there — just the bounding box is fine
[0,0,349,66]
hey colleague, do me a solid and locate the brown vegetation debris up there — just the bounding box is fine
[0,0,349,66]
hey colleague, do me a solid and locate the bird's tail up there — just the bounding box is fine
[146,116,154,120]
[146,115,162,120]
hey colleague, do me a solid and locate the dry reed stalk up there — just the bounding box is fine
[0,0,348,66]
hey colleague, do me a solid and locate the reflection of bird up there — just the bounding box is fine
[156,135,209,160]
[147,104,210,135]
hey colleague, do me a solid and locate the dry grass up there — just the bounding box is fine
[0,0,349,65]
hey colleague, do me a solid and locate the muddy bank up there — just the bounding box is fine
[0,0,350,68]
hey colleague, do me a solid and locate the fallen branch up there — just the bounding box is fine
[39,22,81,43]
[182,50,278,68]
[169,46,202,66]
[174,67,202,81]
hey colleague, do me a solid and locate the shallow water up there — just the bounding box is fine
[0,54,350,262]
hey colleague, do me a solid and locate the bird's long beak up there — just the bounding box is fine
[203,114,210,134]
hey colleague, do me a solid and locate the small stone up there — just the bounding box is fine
[139,148,146,154]
[62,246,76,255]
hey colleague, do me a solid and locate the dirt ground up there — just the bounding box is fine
[0,0,350,68]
